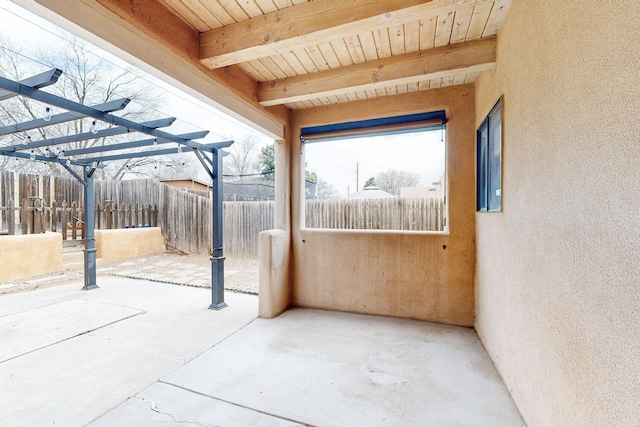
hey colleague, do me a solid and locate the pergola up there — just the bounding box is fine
[0,68,233,310]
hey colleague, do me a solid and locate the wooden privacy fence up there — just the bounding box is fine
[0,172,445,257]
[225,201,275,258]
[0,197,158,240]
[156,184,276,257]
[305,197,445,231]
[95,202,158,230]
[0,197,86,239]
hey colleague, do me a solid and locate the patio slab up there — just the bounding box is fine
[161,308,526,427]
[0,276,258,427]
[0,273,524,426]
[89,382,304,427]
[0,299,141,363]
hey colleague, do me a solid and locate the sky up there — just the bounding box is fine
[305,129,445,197]
[0,1,445,194]
[0,0,272,179]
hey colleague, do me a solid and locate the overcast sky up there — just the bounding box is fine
[305,130,445,197]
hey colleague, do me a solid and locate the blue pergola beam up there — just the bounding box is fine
[0,139,232,166]
[0,75,222,152]
[193,149,214,180]
[0,98,130,136]
[63,131,210,157]
[9,117,177,151]
[77,140,233,164]
[0,71,234,308]
[0,69,62,101]
[0,148,70,168]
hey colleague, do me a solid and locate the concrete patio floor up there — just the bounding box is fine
[0,275,525,426]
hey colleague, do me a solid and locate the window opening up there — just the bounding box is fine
[301,112,447,232]
[477,99,502,212]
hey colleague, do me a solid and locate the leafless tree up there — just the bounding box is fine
[0,34,166,179]
[147,154,203,179]
[375,169,420,196]
[223,133,260,179]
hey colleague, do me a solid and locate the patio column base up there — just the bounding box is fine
[208,302,228,310]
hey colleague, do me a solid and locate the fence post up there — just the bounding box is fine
[147,203,152,226]
[51,200,57,232]
[118,203,126,228]
[61,201,68,240]
[81,204,86,239]
[151,204,158,227]
[21,198,28,234]
[7,198,15,235]
[134,204,139,227]
[95,202,101,230]
[112,202,120,228]
[126,204,131,228]
[40,199,45,233]
[28,198,35,234]
[71,201,77,240]
[105,201,112,229]
[33,198,42,234]
[119,203,125,228]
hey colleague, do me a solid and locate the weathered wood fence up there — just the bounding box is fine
[96,202,158,230]
[0,171,444,258]
[0,173,271,257]
[305,197,445,231]
[0,197,158,240]
[225,201,275,258]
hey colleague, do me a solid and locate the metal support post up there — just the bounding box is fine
[209,148,227,310]
[82,167,98,290]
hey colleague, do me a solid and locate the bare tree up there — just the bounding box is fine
[223,133,259,179]
[147,154,203,180]
[0,34,165,178]
[376,169,420,196]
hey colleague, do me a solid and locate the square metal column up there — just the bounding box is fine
[82,167,98,290]
[209,148,226,309]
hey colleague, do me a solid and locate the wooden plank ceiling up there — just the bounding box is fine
[159,0,511,110]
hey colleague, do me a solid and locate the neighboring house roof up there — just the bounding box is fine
[346,186,395,199]
[159,178,211,190]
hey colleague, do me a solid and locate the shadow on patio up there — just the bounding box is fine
[0,275,524,426]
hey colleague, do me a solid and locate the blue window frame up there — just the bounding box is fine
[477,99,502,212]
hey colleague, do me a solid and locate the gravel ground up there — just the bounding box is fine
[0,253,259,296]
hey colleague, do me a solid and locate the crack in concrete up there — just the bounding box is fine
[135,396,221,427]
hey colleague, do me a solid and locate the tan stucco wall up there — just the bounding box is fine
[290,86,476,326]
[474,2,640,426]
[0,232,62,282]
[258,229,290,318]
[95,227,165,264]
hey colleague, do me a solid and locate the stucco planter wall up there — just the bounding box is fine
[95,227,165,264]
[0,232,63,282]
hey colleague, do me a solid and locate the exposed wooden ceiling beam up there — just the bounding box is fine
[35,0,286,138]
[258,37,496,106]
[200,0,492,68]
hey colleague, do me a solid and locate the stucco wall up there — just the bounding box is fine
[0,232,62,282]
[474,2,640,426]
[258,229,290,318]
[290,86,476,326]
[95,227,165,264]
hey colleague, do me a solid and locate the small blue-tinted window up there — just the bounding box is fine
[477,99,502,212]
